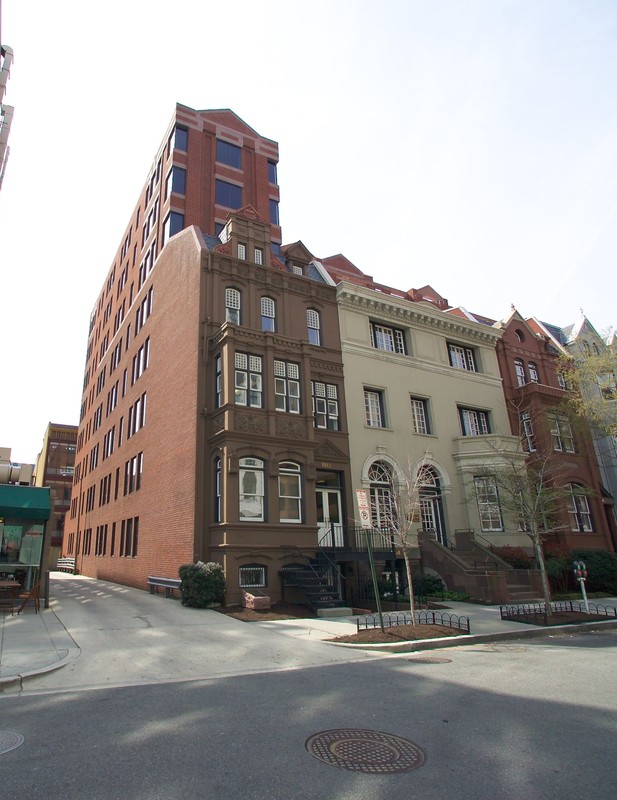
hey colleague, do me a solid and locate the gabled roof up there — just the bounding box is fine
[280,240,315,262]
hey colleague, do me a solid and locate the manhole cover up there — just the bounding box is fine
[305,728,425,773]
[407,656,452,664]
[0,732,24,755]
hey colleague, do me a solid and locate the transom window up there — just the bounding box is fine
[410,397,430,435]
[448,343,477,371]
[239,457,264,521]
[311,381,339,430]
[225,288,241,324]
[239,564,267,588]
[307,309,321,345]
[364,389,385,428]
[459,407,490,436]
[549,415,574,453]
[279,461,302,523]
[474,477,504,532]
[567,484,593,532]
[235,353,262,407]
[370,322,406,354]
[261,297,276,332]
[274,361,300,413]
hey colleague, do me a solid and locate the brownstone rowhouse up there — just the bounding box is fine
[63,106,352,602]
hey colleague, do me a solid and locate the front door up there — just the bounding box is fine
[316,488,344,547]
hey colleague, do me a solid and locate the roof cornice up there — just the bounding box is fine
[336,283,503,345]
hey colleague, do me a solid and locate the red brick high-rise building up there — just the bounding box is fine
[62,106,354,605]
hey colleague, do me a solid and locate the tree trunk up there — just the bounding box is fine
[402,549,416,624]
[531,530,553,619]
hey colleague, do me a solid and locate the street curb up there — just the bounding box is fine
[0,648,80,692]
[325,618,617,653]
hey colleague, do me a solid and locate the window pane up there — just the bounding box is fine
[216,140,242,169]
[216,179,243,209]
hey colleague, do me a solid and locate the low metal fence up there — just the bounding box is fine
[500,601,617,621]
[357,610,470,634]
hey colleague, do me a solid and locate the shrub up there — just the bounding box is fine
[570,549,617,594]
[179,561,226,608]
[494,546,535,569]
[543,547,571,592]
[413,574,445,597]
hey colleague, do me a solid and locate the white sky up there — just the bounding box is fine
[1,0,616,463]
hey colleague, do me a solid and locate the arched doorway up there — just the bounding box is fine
[418,466,447,546]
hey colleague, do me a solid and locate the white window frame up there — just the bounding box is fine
[520,412,536,452]
[307,309,321,345]
[448,343,477,371]
[370,322,406,354]
[274,361,300,413]
[239,457,265,522]
[474,477,504,532]
[459,408,489,436]
[278,461,302,523]
[261,297,276,332]
[514,360,526,387]
[364,389,385,428]
[410,397,430,435]
[528,363,539,383]
[225,288,241,324]
[311,381,339,430]
[549,415,575,453]
[235,353,262,408]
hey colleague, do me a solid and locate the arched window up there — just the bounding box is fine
[225,288,241,324]
[307,309,321,345]
[278,461,302,523]
[239,563,267,588]
[567,484,593,532]
[261,297,276,332]
[239,457,264,521]
[368,460,395,529]
[418,466,447,545]
[514,360,526,387]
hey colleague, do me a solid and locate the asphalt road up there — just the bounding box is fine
[2,629,616,800]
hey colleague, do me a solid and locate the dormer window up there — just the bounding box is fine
[291,264,303,276]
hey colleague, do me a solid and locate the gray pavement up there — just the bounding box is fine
[1,572,616,691]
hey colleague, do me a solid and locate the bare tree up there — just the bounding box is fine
[559,339,617,437]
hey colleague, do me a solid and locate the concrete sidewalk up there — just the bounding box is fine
[2,573,616,689]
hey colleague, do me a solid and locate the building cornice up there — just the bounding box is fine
[337,284,503,346]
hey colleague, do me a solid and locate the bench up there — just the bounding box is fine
[56,557,76,573]
[147,576,182,598]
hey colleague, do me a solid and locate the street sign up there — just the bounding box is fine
[355,489,372,529]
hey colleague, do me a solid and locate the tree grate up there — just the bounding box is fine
[305,728,425,773]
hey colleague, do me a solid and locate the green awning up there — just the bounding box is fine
[0,485,51,521]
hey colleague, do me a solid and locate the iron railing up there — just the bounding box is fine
[357,610,470,633]
[500,601,617,621]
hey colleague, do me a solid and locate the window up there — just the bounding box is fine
[165,166,186,198]
[162,211,184,244]
[291,264,302,275]
[214,457,222,522]
[307,309,321,345]
[474,477,504,532]
[267,161,277,184]
[410,397,430,435]
[225,287,241,324]
[120,516,139,557]
[549,415,575,453]
[311,381,339,430]
[239,457,264,521]
[254,248,263,266]
[238,243,246,260]
[274,361,300,413]
[279,461,302,523]
[215,355,222,408]
[528,363,539,383]
[216,139,242,169]
[269,199,280,225]
[235,353,262,407]
[131,337,150,384]
[216,179,242,209]
[368,461,395,529]
[514,360,526,387]
[370,322,406,354]
[567,484,593,532]
[448,343,477,371]
[459,407,490,436]
[364,389,385,428]
[239,564,267,588]
[174,126,188,152]
[261,297,276,332]
[520,412,536,452]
